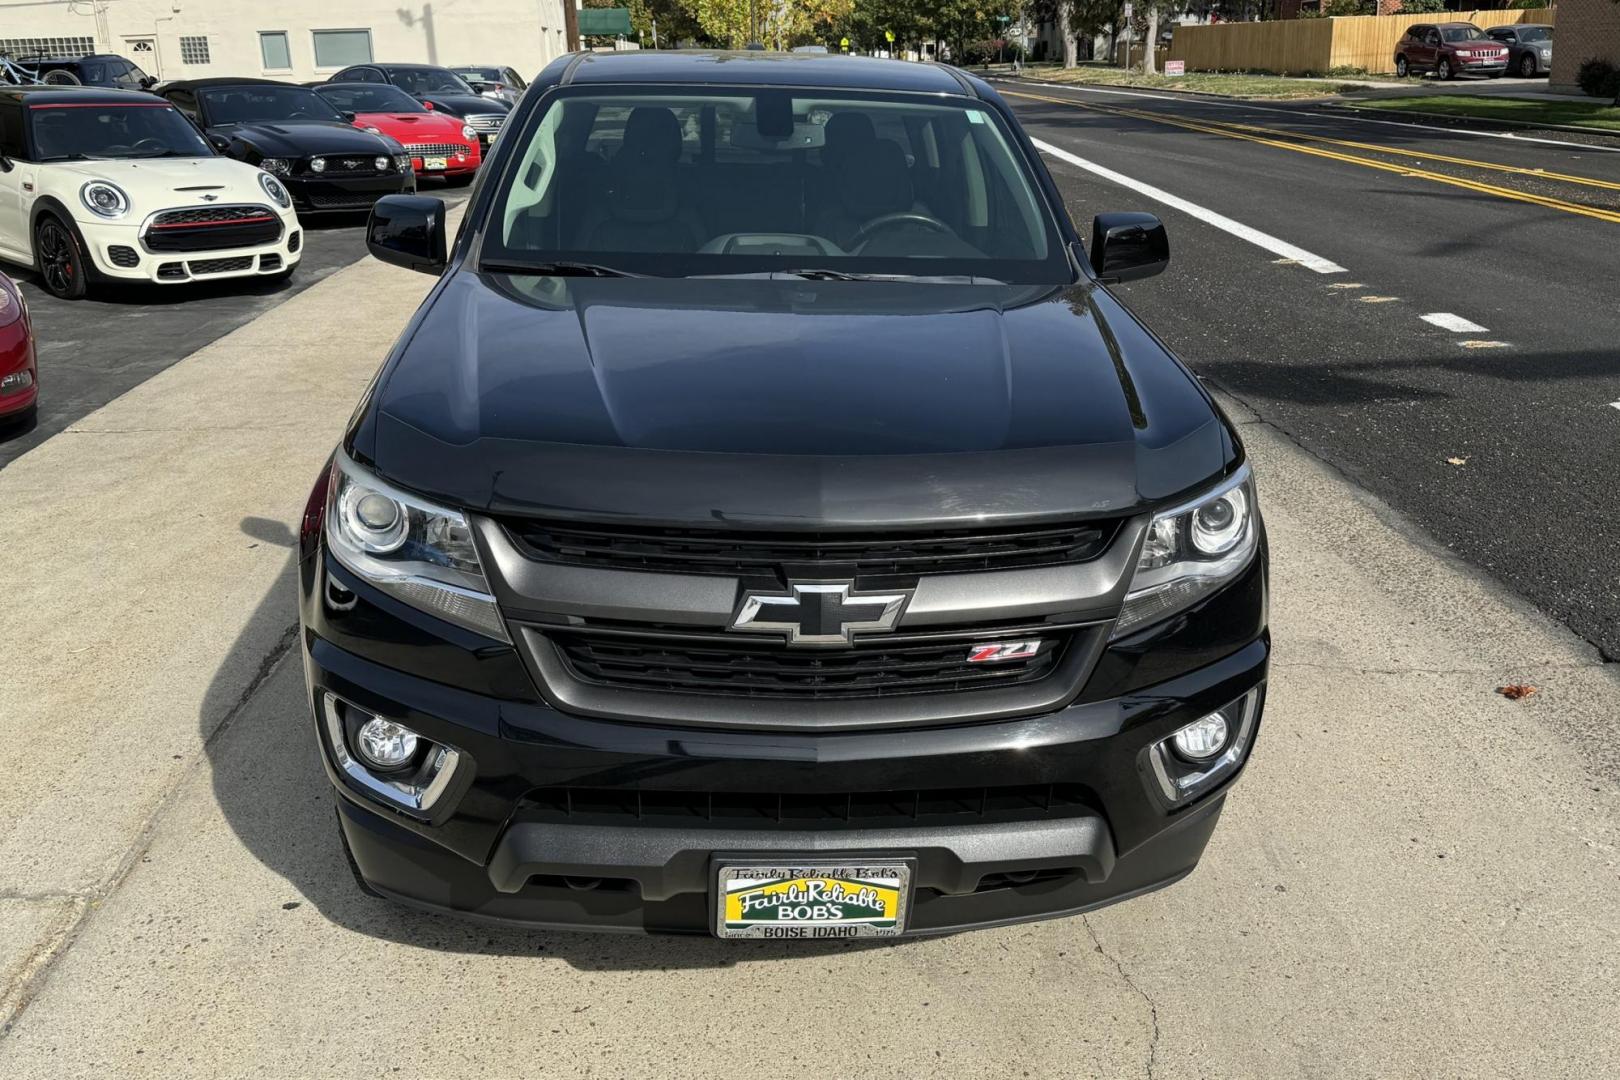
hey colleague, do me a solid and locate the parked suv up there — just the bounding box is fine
[1395,23,1508,80]
[299,51,1269,938]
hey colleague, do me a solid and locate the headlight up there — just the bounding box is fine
[324,452,509,641]
[79,180,129,219]
[1113,465,1258,638]
[260,158,290,176]
[257,170,292,209]
[394,153,412,172]
[461,124,476,141]
[373,155,390,171]
[310,157,327,174]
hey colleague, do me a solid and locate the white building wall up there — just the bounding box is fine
[0,0,571,84]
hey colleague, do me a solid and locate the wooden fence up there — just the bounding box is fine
[1168,8,1557,76]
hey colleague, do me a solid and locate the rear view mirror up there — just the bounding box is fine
[1088,212,1169,284]
[367,194,447,275]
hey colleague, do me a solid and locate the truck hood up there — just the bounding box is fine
[363,273,1232,526]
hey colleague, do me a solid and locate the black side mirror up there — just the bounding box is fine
[342,111,357,123]
[368,194,447,275]
[0,156,11,173]
[140,76,157,89]
[207,133,230,152]
[1088,212,1169,284]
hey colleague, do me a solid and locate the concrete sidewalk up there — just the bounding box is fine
[2,250,1619,1075]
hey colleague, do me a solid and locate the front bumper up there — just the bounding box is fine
[82,213,303,284]
[300,548,1269,936]
[286,171,416,213]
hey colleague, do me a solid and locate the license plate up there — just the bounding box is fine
[424,156,447,171]
[715,861,910,939]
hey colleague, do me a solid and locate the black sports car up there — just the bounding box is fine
[326,63,511,147]
[159,78,414,214]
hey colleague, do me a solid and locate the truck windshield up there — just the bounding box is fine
[484,88,1071,283]
[30,103,211,161]
[199,85,345,124]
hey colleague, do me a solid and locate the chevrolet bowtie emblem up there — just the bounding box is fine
[729,580,912,648]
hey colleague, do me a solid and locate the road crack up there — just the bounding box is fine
[1083,914,1160,1079]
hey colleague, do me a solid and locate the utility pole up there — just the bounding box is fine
[652,18,659,50]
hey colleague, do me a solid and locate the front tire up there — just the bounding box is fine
[34,215,87,300]
[1438,58,1455,81]
[1519,54,1536,78]
[1395,55,1409,78]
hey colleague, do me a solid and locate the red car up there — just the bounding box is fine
[316,83,482,184]
[0,275,37,425]
[1395,23,1509,81]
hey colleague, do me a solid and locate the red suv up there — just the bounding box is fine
[1395,23,1508,81]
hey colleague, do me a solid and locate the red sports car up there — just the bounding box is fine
[0,275,37,425]
[316,83,482,183]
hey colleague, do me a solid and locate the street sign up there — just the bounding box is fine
[1165,60,1186,76]
[1122,2,1133,17]
[840,36,849,48]
[884,29,895,44]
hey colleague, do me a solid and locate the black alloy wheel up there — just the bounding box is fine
[1520,54,1536,78]
[35,216,87,300]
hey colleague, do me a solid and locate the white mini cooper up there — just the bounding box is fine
[0,86,302,299]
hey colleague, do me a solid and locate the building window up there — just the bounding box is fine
[179,36,210,65]
[0,36,94,60]
[312,29,372,68]
[259,31,291,71]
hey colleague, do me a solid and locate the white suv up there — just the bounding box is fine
[0,86,301,299]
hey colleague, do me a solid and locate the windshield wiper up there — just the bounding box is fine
[773,268,1005,284]
[479,260,639,278]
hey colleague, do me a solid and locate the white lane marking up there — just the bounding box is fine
[1031,137,1348,274]
[1420,312,1489,333]
[1003,80,1620,155]
[1459,340,1511,349]
[1609,402,1620,411]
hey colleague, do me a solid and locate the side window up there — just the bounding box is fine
[0,104,27,161]
[1426,30,1440,46]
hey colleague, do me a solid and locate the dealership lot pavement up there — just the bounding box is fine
[2,201,1619,1077]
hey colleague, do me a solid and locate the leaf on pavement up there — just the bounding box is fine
[1447,456,1467,466]
[1497,684,1537,701]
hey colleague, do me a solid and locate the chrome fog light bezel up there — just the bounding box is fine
[322,693,462,816]
[1147,687,1261,806]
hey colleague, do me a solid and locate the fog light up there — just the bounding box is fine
[356,716,418,769]
[1146,688,1261,806]
[0,370,33,395]
[1171,712,1229,761]
[310,157,327,173]
[374,155,390,171]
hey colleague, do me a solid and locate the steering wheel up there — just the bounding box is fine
[132,137,167,154]
[848,211,953,250]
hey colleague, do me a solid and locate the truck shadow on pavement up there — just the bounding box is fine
[202,542,902,970]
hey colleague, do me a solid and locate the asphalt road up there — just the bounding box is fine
[1001,79,1620,661]
[0,188,468,469]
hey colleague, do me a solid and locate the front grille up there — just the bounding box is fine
[518,782,1095,831]
[308,193,381,209]
[304,156,385,176]
[187,256,253,275]
[403,142,465,156]
[144,204,281,253]
[549,627,1067,700]
[465,113,504,131]
[106,245,138,267]
[507,518,1119,577]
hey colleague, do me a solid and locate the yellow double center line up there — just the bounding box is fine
[1004,88,1620,226]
